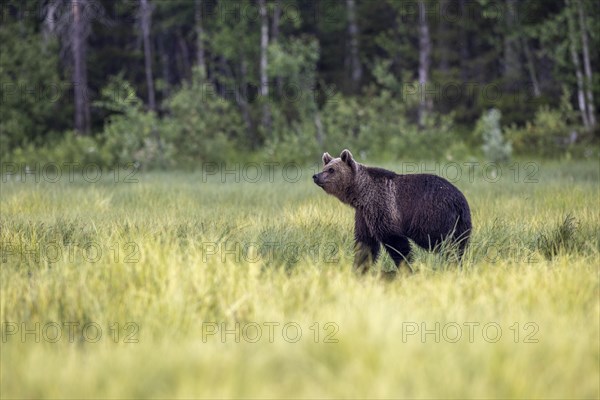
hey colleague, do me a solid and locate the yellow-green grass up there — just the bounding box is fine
[1,159,598,399]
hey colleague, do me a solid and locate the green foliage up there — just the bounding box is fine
[3,0,598,165]
[258,37,323,163]
[7,132,106,167]
[505,89,588,157]
[269,37,319,83]
[163,68,246,166]
[476,108,512,163]
[269,36,320,121]
[0,20,67,156]
[262,116,321,163]
[95,76,170,169]
[320,91,462,162]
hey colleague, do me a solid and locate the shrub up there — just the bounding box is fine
[476,108,512,163]
[320,90,460,162]
[262,115,321,164]
[505,107,578,157]
[7,132,107,168]
[95,76,171,169]
[505,88,585,157]
[163,68,246,167]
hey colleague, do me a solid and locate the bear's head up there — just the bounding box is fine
[313,149,358,204]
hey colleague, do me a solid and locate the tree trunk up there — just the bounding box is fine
[577,0,596,128]
[71,0,90,134]
[417,0,431,128]
[158,35,171,97]
[514,1,540,98]
[346,0,362,93]
[503,0,520,82]
[218,56,227,97]
[239,56,254,146]
[42,1,58,45]
[438,0,450,75]
[258,0,271,137]
[459,0,470,82]
[272,0,283,98]
[566,0,590,129]
[272,0,280,40]
[195,0,206,78]
[520,37,541,97]
[140,0,156,112]
[314,110,324,147]
[177,32,191,80]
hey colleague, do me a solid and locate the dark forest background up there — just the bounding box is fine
[1,0,599,167]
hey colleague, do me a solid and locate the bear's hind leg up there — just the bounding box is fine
[383,236,413,272]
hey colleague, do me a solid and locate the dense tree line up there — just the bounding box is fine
[1,0,598,164]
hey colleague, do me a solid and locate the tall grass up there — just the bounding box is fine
[1,159,598,399]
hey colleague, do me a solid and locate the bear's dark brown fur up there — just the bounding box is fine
[313,149,471,272]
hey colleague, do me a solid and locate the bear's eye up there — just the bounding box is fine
[328,168,334,173]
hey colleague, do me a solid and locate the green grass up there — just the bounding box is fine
[1,159,599,399]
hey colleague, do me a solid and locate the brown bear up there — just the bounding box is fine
[313,149,471,273]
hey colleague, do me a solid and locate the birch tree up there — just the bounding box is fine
[520,36,541,98]
[346,0,362,93]
[139,0,156,112]
[565,0,590,129]
[42,0,107,135]
[194,0,206,78]
[259,0,272,137]
[272,0,283,97]
[418,0,432,128]
[576,0,596,128]
[71,0,91,134]
[503,0,520,82]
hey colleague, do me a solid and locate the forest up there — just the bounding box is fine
[1,0,599,166]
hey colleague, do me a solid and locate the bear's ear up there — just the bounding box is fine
[340,149,356,170]
[322,152,333,165]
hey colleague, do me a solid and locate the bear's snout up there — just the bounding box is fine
[313,173,324,187]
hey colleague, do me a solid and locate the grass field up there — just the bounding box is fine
[1,158,599,399]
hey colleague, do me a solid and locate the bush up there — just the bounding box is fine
[505,88,587,157]
[7,132,107,168]
[163,68,246,167]
[475,108,512,163]
[320,90,461,162]
[505,107,570,157]
[262,114,321,164]
[95,76,171,169]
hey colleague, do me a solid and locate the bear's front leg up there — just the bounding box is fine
[353,211,380,274]
[383,235,413,274]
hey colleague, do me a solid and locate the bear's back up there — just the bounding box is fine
[392,173,471,244]
[395,173,464,198]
